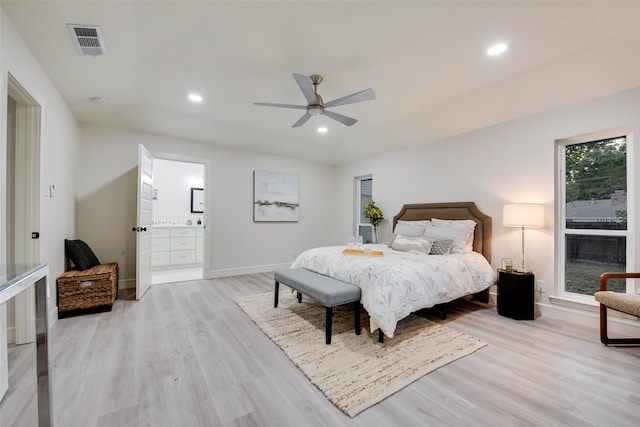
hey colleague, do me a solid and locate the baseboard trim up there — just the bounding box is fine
[117,264,291,289]
[6,326,15,344]
[538,300,640,337]
[118,278,135,290]
[49,307,58,328]
[205,263,291,279]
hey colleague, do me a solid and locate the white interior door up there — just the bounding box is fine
[12,95,38,345]
[135,145,154,300]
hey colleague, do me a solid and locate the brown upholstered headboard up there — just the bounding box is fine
[392,202,492,263]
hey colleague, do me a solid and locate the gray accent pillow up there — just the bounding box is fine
[429,239,453,255]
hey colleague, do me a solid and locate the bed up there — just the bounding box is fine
[290,202,496,338]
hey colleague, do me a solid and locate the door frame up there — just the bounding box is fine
[8,74,40,344]
[2,74,41,399]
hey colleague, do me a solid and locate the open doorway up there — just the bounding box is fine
[151,158,205,285]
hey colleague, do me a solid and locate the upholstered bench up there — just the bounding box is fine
[274,268,361,344]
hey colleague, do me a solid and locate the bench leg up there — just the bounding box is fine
[274,281,279,308]
[297,291,302,303]
[354,302,361,335]
[378,330,384,343]
[326,306,333,344]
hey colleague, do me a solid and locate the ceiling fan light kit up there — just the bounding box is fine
[254,73,375,127]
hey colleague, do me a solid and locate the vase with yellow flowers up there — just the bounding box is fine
[363,200,384,244]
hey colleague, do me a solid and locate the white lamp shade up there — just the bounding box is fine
[503,203,544,228]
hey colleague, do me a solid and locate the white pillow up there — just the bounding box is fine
[394,222,426,237]
[391,235,433,255]
[397,220,431,227]
[423,226,470,254]
[431,218,476,253]
[431,218,476,228]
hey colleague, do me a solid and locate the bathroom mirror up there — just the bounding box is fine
[190,187,204,213]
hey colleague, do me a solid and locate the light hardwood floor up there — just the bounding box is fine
[1,272,639,426]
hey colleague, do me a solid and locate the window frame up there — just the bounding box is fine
[554,127,635,302]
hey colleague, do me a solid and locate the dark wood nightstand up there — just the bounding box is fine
[497,269,535,320]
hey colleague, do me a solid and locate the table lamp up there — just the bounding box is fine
[503,203,544,272]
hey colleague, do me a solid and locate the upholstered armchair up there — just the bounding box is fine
[594,272,640,345]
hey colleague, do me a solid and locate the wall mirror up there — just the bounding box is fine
[191,187,204,213]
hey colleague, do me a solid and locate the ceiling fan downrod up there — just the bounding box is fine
[308,74,324,116]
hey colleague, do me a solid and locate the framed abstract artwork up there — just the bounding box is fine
[253,170,299,222]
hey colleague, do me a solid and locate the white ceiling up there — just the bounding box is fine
[4,1,640,165]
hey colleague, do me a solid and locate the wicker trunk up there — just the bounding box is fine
[57,262,118,317]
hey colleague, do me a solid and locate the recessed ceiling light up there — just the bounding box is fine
[317,127,328,134]
[188,93,203,102]
[487,43,508,56]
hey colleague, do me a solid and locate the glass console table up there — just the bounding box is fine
[0,263,52,426]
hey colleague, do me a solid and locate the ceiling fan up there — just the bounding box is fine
[254,73,376,127]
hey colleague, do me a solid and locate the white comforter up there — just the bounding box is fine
[291,244,496,338]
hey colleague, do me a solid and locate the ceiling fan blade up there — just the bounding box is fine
[292,113,312,128]
[324,88,376,108]
[292,73,318,105]
[254,102,307,110]
[324,110,358,126]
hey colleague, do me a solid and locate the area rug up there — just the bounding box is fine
[235,291,487,417]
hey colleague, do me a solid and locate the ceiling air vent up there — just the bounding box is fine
[67,24,106,56]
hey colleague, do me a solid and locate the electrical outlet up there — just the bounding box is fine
[536,280,545,293]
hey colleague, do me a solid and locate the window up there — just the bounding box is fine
[354,175,373,243]
[556,130,632,298]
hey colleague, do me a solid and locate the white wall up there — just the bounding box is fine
[334,86,640,328]
[77,125,339,283]
[153,159,204,224]
[1,9,81,318]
